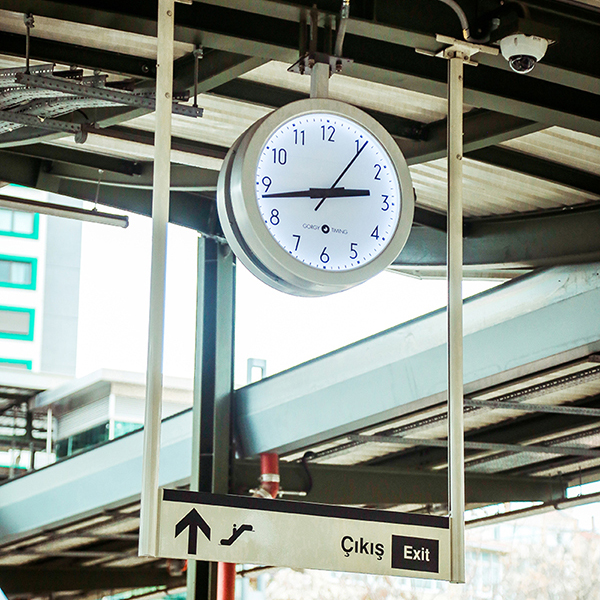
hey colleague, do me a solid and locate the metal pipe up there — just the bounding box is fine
[0,195,129,228]
[310,62,329,98]
[447,54,465,584]
[334,0,350,57]
[139,0,174,558]
[216,563,236,600]
[259,453,280,498]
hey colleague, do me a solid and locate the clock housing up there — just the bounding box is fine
[218,99,414,296]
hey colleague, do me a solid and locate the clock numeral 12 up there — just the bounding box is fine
[321,125,335,142]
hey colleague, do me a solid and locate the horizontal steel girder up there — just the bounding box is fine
[349,434,600,459]
[232,460,565,505]
[234,264,600,456]
[0,30,156,78]
[6,144,143,176]
[0,567,185,594]
[395,204,600,274]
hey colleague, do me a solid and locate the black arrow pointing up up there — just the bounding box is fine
[175,509,211,555]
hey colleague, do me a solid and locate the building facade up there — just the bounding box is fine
[0,186,82,375]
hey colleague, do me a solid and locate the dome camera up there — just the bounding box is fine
[500,33,549,74]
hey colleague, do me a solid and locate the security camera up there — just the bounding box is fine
[500,33,549,74]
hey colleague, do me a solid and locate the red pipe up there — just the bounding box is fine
[217,562,236,600]
[260,452,280,498]
[216,453,280,600]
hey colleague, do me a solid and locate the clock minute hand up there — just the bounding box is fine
[314,139,369,211]
[263,187,370,199]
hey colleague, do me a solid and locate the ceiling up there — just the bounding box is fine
[0,0,598,277]
[0,0,600,598]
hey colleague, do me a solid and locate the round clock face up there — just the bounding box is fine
[217,99,414,297]
[255,113,401,272]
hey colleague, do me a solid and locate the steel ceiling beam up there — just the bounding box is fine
[173,49,268,94]
[92,125,228,160]
[401,110,544,165]
[375,395,600,473]
[0,30,156,78]
[464,398,600,417]
[5,144,143,176]
[232,460,565,505]
[350,434,600,459]
[0,566,185,593]
[393,203,600,275]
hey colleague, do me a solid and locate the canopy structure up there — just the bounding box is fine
[0,0,599,597]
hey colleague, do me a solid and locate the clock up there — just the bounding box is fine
[217,98,414,296]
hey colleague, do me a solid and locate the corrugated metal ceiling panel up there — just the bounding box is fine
[126,94,271,148]
[502,127,600,176]
[410,158,600,217]
[240,60,450,123]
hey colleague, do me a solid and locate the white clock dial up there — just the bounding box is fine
[255,113,401,272]
[217,99,414,297]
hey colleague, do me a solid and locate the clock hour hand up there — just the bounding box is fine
[314,140,369,211]
[263,187,370,199]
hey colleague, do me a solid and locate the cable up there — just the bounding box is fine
[435,0,489,43]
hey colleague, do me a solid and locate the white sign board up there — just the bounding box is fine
[157,489,451,580]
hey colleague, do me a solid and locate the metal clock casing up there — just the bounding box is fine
[217,99,414,297]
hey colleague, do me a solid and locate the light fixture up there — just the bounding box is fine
[0,194,129,228]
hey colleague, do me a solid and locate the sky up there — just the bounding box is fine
[75,209,496,387]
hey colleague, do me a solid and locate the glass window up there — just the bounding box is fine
[114,421,143,438]
[0,209,39,238]
[55,422,110,458]
[0,209,12,231]
[0,358,32,369]
[0,306,35,340]
[0,256,36,289]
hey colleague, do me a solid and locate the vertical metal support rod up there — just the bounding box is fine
[139,0,174,558]
[187,237,236,600]
[24,14,34,74]
[9,407,16,479]
[46,408,52,456]
[193,47,203,108]
[447,54,466,584]
[310,62,329,99]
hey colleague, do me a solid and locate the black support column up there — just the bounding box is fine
[186,237,236,600]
